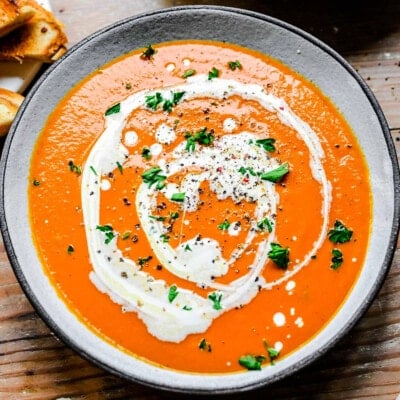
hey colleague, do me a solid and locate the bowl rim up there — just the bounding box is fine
[1,4,399,395]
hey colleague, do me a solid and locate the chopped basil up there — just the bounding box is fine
[238,166,257,176]
[255,138,276,152]
[228,60,242,71]
[208,292,223,310]
[257,217,273,233]
[170,211,179,220]
[171,192,185,202]
[116,161,123,174]
[183,305,192,311]
[141,147,152,160]
[68,160,82,175]
[138,256,152,267]
[89,165,98,176]
[328,220,353,244]
[163,91,185,113]
[96,224,115,244]
[121,231,131,240]
[149,215,167,222]
[331,248,343,270]
[260,162,289,183]
[217,220,230,230]
[160,233,170,243]
[105,103,121,116]
[268,242,290,269]
[183,69,196,78]
[263,339,280,364]
[145,92,163,110]
[185,127,214,152]
[67,245,74,255]
[208,67,219,80]
[238,354,266,371]
[168,285,179,302]
[184,244,192,252]
[199,338,212,352]
[141,167,166,190]
[141,44,156,59]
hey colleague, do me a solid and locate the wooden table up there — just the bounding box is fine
[1,1,399,398]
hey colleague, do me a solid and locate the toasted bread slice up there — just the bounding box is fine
[0,0,35,38]
[0,87,24,136]
[0,0,67,63]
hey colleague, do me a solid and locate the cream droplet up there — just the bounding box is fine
[273,312,286,327]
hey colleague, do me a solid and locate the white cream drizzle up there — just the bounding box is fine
[81,75,331,342]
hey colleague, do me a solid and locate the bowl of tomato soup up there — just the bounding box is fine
[1,6,399,394]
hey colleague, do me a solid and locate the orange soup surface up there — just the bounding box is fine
[29,41,371,374]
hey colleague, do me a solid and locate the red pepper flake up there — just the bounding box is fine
[279,106,284,110]
[216,167,223,173]
[243,177,250,183]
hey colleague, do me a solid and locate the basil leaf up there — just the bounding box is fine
[171,192,185,202]
[168,285,179,303]
[268,242,290,269]
[105,103,121,116]
[331,248,344,269]
[328,220,353,244]
[238,355,266,371]
[260,163,289,183]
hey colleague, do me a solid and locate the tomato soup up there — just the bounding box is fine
[29,41,371,373]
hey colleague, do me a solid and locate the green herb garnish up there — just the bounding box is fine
[208,67,219,80]
[170,211,179,220]
[183,69,196,78]
[141,44,156,59]
[89,165,98,176]
[163,91,185,113]
[183,305,192,311]
[208,292,223,310]
[268,243,290,269]
[238,355,266,371]
[67,245,74,255]
[199,338,212,352]
[168,285,179,303]
[238,166,257,176]
[149,215,167,222]
[160,234,170,243]
[331,248,344,270]
[141,166,167,190]
[121,231,131,240]
[255,138,276,152]
[116,161,123,174]
[328,220,353,244]
[32,179,40,186]
[217,220,230,231]
[257,217,273,233]
[145,92,163,110]
[171,192,185,202]
[96,224,115,244]
[185,127,214,152]
[68,160,82,175]
[184,244,192,252]
[228,60,242,71]
[141,147,152,160]
[105,103,121,116]
[260,162,289,183]
[138,256,152,267]
[263,339,280,364]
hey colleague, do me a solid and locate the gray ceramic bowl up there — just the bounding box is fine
[1,5,399,394]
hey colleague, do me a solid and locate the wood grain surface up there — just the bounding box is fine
[1,0,399,399]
